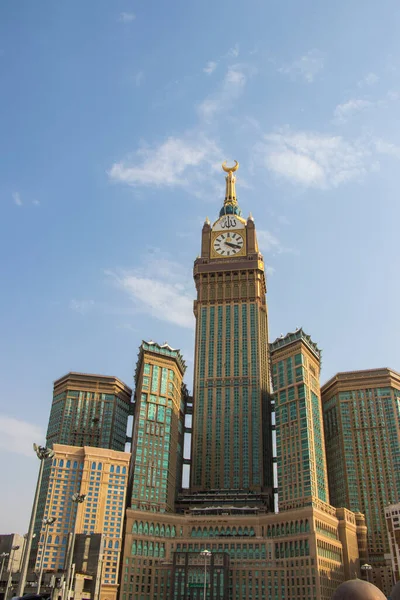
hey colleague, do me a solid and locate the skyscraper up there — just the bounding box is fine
[189,161,273,507]
[47,372,132,451]
[322,368,400,595]
[129,341,187,513]
[121,163,366,600]
[35,444,129,600]
[34,373,132,565]
[270,329,329,510]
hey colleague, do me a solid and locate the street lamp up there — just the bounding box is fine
[37,517,56,594]
[200,549,211,600]
[361,563,372,582]
[0,553,10,584]
[63,493,86,600]
[17,444,55,597]
[5,545,20,600]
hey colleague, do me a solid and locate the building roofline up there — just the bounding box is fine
[53,372,132,394]
[269,327,321,360]
[321,367,400,394]
[135,340,186,382]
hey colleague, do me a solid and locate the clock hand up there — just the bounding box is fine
[225,241,241,249]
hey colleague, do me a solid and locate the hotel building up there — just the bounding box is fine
[322,368,400,595]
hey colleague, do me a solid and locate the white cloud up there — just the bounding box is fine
[203,61,217,75]
[32,199,40,206]
[0,415,44,457]
[119,12,135,22]
[13,192,22,206]
[375,139,400,159]
[257,230,292,255]
[108,134,221,189]
[70,299,94,314]
[333,98,372,123]
[198,64,250,121]
[358,72,379,87]
[227,44,239,58]
[257,128,370,189]
[106,257,193,329]
[279,49,324,83]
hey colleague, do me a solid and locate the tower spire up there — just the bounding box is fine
[220,160,242,217]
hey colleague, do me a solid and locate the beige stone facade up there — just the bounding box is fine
[120,503,365,600]
[385,503,400,584]
[36,444,130,600]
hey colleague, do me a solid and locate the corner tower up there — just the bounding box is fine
[190,162,273,508]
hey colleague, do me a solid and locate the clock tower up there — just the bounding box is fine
[190,162,274,509]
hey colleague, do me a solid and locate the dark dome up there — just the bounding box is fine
[332,579,386,600]
[391,580,400,600]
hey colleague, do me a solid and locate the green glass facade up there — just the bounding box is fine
[271,330,329,509]
[129,341,186,513]
[322,369,400,594]
[191,298,271,496]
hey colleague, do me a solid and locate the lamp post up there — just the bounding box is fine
[361,563,372,582]
[0,553,10,584]
[5,545,20,600]
[17,444,55,597]
[63,493,86,600]
[37,517,56,594]
[200,549,211,600]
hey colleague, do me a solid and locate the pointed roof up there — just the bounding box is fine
[269,328,321,360]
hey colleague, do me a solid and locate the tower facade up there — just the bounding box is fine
[129,341,186,513]
[189,162,273,506]
[34,373,132,563]
[47,372,132,451]
[120,163,367,600]
[322,368,400,595]
[35,444,129,600]
[270,329,329,511]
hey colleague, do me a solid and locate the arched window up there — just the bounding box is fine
[108,540,113,548]
[250,527,255,537]
[48,535,52,544]
[73,461,78,469]
[115,541,119,549]
[59,460,64,468]
[97,462,102,470]
[144,522,149,535]
[66,461,71,468]
[131,542,136,555]
[132,521,138,534]
[165,526,170,537]
[110,465,114,473]
[116,466,120,474]
[149,523,154,536]
[171,526,176,538]
[160,525,165,537]
[55,536,59,544]
[138,522,143,534]
[122,466,127,474]
[155,524,160,536]
[91,462,96,470]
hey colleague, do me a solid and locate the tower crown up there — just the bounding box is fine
[219,160,242,217]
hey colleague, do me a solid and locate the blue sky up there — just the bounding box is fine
[1,0,400,532]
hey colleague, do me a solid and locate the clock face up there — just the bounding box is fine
[213,232,244,256]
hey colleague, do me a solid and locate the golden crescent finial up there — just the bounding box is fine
[222,160,239,173]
